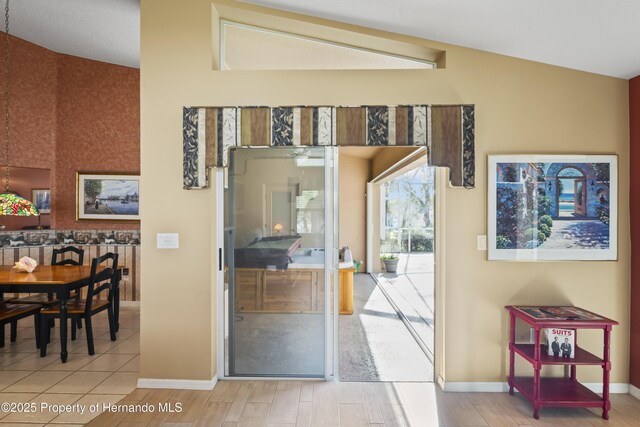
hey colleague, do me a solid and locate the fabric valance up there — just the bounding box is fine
[183,105,474,189]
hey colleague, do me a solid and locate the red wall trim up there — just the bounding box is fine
[630,75,640,387]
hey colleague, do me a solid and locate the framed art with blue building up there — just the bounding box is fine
[488,154,617,261]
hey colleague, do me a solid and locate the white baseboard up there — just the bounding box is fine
[443,381,629,393]
[443,382,509,392]
[137,376,218,390]
[119,301,140,307]
[583,382,628,394]
[629,384,640,400]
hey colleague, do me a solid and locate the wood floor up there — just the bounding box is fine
[88,380,640,426]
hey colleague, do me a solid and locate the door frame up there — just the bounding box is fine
[216,149,444,383]
[263,183,298,236]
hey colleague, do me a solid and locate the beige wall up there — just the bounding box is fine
[339,153,370,271]
[141,0,630,384]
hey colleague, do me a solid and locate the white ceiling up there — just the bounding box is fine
[6,0,640,78]
[8,0,139,69]
[242,0,640,79]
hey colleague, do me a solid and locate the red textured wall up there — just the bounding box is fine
[0,35,57,170]
[0,33,139,230]
[54,54,140,229]
[631,75,640,388]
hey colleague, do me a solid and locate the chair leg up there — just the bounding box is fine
[10,320,17,342]
[71,319,77,341]
[0,322,4,347]
[49,319,55,328]
[85,316,95,355]
[107,307,117,341]
[40,315,48,357]
[77,318,82,330]
[34,314,41,349]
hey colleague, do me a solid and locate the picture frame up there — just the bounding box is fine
[488,155,617,261]
[77,173,140,221]
[31,189,51,214]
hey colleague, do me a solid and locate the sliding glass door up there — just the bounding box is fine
[224,147,337,377]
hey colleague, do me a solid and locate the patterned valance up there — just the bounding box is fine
[183,105,475,189]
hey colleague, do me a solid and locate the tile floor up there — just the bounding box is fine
[0,306,140,425]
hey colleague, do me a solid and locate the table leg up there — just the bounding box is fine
[571,328,577,381]
[533,327,541,419]
[114,279,120,332]
[59,296,68,363]
[508,312,516,395]
[603,326,612,420]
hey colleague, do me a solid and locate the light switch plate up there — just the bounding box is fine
[477,235,487,251]
[157,233,179,249]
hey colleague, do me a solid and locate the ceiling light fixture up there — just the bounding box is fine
[1,0,39,221]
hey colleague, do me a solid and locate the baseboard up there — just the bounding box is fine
[443,381,629,393]
[630,384,640,400]
[583,382,628,394]
[137,376,218,390]
[443,382,509,392]
[119,301,140,307]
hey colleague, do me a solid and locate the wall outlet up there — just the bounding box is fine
[122,267,130,277]
[477,235,487,251]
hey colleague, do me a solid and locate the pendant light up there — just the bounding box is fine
[0,0,39,217]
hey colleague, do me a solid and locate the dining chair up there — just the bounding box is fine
[39,252,118,356]
[0,302,41,348]
[11,246,86,334]
[11,246,85,305]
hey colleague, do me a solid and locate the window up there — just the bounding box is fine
[381,165,435,253]
[221,21,436,71]
[296,190,324,234]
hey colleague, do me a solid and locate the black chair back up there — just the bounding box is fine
[84,252,119,313]
[52,246,85,266]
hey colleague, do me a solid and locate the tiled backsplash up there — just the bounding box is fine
[0,229,141,302]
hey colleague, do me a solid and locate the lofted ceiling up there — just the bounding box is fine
[241,0,640,79]
[8,0,139,69]
[6,0,640,79]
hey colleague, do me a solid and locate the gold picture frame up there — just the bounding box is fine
[77,172,140,221]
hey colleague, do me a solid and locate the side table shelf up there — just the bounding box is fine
[505,305,618,420]
[512,344,604,366]
[513,377,603,407]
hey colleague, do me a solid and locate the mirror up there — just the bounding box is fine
[0,167,51,231]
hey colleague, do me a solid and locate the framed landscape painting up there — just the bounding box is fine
[77,173,140,221]
[488,155,617,261]
[32,189,50,214]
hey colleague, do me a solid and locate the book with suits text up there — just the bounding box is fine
[545,328,575,358]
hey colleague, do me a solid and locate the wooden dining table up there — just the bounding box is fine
[0,265,104,362]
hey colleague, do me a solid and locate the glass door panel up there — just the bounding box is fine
[225,147,328,377]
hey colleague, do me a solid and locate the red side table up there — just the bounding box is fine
[505,306,618,419]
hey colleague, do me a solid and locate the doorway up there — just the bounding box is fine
[219,146,437,382]
[556,167,587,217]
[338,147,436,382]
